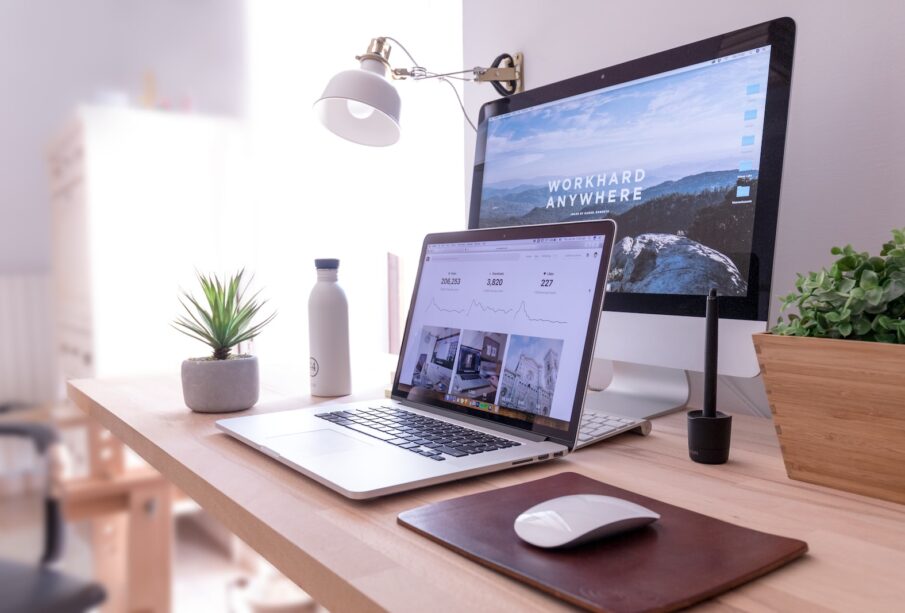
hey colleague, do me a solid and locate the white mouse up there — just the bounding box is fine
[514,494,660,548]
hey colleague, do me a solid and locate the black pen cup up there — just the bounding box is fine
[687,410,732,464]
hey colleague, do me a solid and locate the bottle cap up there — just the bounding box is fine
[314,258,340,270]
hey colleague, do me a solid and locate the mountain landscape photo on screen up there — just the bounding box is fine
[478,49,772,297]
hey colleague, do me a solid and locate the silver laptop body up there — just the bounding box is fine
[218,220,616,499]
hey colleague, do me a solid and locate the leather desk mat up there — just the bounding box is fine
[398,472,807,612]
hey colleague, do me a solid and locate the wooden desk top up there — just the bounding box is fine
[68,376,905,613]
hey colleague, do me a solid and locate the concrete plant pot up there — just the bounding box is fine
[181,355,259,413]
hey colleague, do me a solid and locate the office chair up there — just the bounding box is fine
[0,402,30,415]
[0,422,106,613]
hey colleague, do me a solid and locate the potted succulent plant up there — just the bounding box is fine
[753,228,905,504]
[174,270,276,413]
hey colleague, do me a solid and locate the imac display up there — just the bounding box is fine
[468,18,796,415]
[470,17,795,323]
[479,49,770,298]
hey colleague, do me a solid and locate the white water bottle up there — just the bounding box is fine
[308,258,351,396]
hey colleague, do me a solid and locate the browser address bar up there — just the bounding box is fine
[428,253,522,262]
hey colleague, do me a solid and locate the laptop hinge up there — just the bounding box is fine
[394,397,548,443]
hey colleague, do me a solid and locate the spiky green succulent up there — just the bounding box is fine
[173,270,276,360]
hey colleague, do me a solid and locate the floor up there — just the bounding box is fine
[173,516,246,613]
[0,493,251,612]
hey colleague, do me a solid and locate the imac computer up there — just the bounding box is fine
[468,18,796,419]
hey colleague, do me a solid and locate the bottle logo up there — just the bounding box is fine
[310,357,319,377]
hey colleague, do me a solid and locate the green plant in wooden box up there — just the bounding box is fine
[756,227,905,505]
[773,228,905,342]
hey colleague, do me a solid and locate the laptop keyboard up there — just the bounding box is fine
[316,406,521,461]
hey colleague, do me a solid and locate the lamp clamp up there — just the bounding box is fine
[474,53,523,93]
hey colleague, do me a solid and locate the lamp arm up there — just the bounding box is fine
[356,37,523,132]
[392,67,474,80]
[379,36,523,90]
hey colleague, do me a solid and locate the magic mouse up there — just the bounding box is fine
[514,494,660,548]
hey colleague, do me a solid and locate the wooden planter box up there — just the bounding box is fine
[753,333,905,505]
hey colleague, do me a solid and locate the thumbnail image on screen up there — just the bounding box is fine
[478,47,772,297]
[450,330,508,404]
[497,335,563,417]
[408,326,460,393]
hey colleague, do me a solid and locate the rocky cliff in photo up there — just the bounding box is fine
[608,234,746,295]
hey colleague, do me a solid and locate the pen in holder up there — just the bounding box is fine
[688,288,732,464]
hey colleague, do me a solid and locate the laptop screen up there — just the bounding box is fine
[394,225,610,440]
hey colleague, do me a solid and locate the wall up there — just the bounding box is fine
[244,0,464,389]
[0,0,246,274]
[0,0,245,403]
[0,275,54,403]
[462,0,905,415]
[0,1,463,401]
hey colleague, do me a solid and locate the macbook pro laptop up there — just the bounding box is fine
[218,219,639,499]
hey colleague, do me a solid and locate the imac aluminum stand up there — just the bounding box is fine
[584,361,690,421]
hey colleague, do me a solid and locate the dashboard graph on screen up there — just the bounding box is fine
[424,297,569,325]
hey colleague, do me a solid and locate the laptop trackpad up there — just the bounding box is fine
[266,429,372,459]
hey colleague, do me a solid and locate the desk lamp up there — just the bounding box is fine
[314,37,523,146]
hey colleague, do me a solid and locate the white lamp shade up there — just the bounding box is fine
[314,61,401,147]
